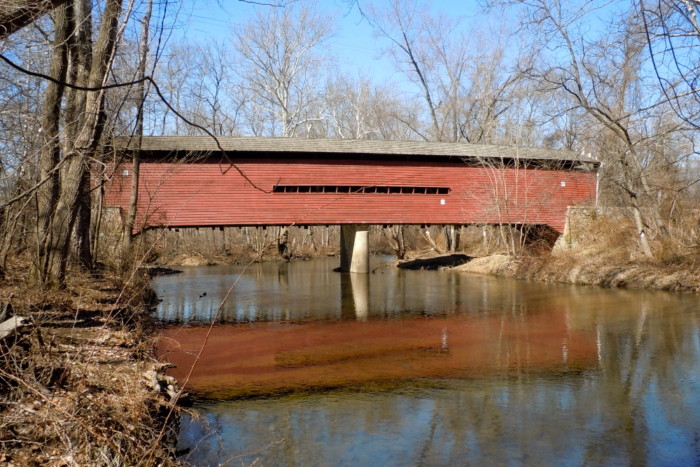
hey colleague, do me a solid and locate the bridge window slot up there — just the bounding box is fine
[272,185,450,195]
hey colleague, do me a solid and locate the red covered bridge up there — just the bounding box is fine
[104,137,598,271]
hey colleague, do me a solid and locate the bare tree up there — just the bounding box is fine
[232,2,333,137]
[28,0,126,286]
[485,0,697,257]
[121,0,153,256]
[324,75,414,140]
[640,0,700,129]
[362,0,530,144]
[0,0,68,38]
[363,0,441,140]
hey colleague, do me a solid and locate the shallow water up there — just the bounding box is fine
[153,257,700,466]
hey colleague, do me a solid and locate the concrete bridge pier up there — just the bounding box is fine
[340,224,370,273]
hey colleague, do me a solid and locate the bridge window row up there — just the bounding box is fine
[273,185,450,195]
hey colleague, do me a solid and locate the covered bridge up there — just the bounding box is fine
[104,136,599,271]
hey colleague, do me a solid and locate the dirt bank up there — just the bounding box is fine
[0,263,181,465]
[169,242,700,295]
[453,253,700,293]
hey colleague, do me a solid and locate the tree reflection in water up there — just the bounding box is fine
[153,258,700,466]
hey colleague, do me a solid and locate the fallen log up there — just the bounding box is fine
[0,316,29,341]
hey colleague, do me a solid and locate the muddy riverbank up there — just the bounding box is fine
[165,246,700,295]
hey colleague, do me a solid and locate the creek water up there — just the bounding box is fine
[153,256,700,466]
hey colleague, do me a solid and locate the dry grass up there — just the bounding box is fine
[0,257,181,466]
[455,212,700,294]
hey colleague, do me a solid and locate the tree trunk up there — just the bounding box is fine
[42,0,124,287]
[75,169,93,269]
[0,0,69,38]
[385,225,407,259]
[630,195,654,258]
[123,0,152,256]
[32,3,71,283]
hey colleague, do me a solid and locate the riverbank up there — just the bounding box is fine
[405,251,700,294]
[0,262,181,465]
[481,254,698,293]
[162,247,700,295]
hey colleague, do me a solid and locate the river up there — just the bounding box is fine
[153,256,700,466]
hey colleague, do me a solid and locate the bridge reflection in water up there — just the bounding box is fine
[154,260,700,466]
[155,260,598,399]
[341,273,370,320]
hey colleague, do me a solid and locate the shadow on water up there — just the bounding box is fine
[397,253,472,270]
[152,257,700,466]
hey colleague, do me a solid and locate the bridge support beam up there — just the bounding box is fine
[340,224,369,273]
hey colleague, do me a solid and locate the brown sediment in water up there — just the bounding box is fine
[157,308,597,399]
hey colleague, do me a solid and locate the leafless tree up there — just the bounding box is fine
[640,0,700,129]
[121,0,153,255]
[362,0,529,144]
[362,0,441,140]
[33,2,70,280]
[324,74,418,140]
[232,2,334,137]
[0,0,68,38]
[1,0,132,286]
[486,0,698,257]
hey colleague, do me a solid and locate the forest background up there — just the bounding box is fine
[0,0,698,286]
[0,0,699,288]
[0,0,698,464]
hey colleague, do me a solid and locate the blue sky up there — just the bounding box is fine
[173,0,488,85]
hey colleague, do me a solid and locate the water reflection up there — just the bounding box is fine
[154,256,618,324]
[180,367,700,466]
[340,273,369,320]
[152,258,700,466]
[158,306,598,398]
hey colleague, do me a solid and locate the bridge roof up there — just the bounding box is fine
[114,136,598,170]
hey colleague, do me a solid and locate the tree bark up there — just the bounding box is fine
[32,2,71,283]
[0,0,69,38]
[42,0,123,287]
[123,0,152,255]
[75,169,93,269]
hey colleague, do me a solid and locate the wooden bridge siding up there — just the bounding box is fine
[104,159,597,232]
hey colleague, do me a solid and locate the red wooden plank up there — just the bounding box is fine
[103,158,597,233]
